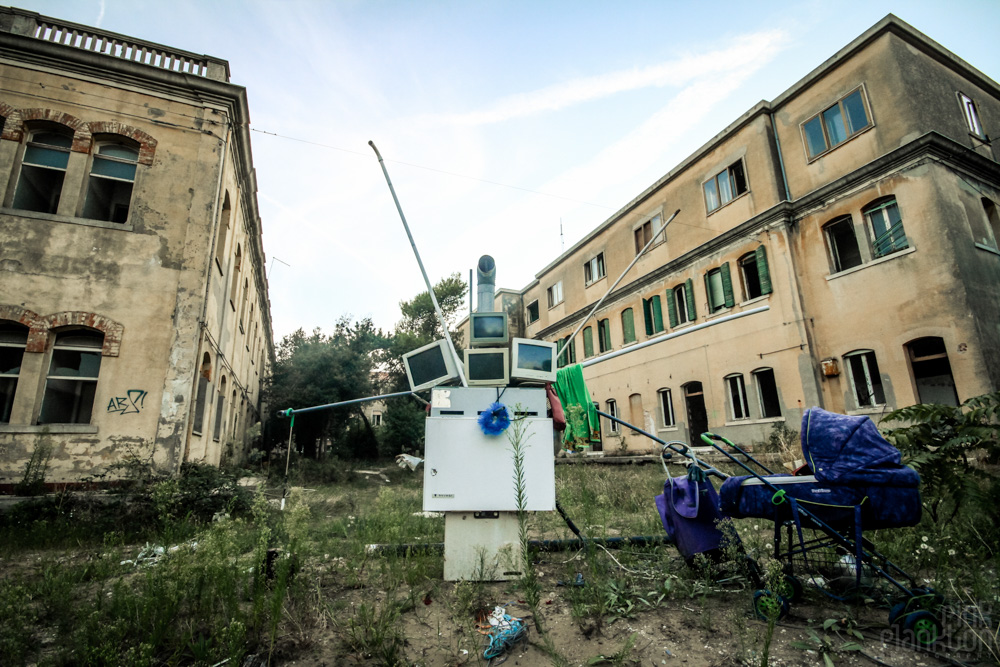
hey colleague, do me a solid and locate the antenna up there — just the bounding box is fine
[560,218,564,252]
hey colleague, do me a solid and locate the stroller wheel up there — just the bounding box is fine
[903,610,942,646]
[752,590,789,621]
[776,574,803,603]
[888,602,906,627]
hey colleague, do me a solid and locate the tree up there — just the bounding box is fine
[265,316,387,459]
[377,273,468,455]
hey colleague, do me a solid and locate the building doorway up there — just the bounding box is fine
[684,382,708,444]
[906,337,959,406]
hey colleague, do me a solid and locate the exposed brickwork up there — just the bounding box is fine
[43,311,124,357]
[0,102,19,141]
[0,305,46,352]
[86,120,158,165]
[16,108,88,151]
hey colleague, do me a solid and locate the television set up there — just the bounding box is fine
[464,348,509,386]
[469,311,509,347]
[510,337,557,384]
[403,339,461,391]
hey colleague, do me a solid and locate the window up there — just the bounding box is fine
[658,388,675,428]
[215,193,231,274]
[546,281,563,308]
[958,92,984,136]
[753,368,782,418]
[642,295,664,336]
[0,322,28,424]
[845,350,885,408]
[725,373,750,420]
[704,265,734,313]
[81,140,138,223]
[229,244,243,310]
[371,411,383,427]
[667,280,696,327]
[584,253,606,285]
[583,326,594,358]
[38,329,103,424]
[557,335,576,368]
[12,127,73,214]
[976,198,999,250]
[739,247,772,300]
[621,308,636,344]
[606,399,620,434]
[864,198,908,258]
[597,318,612,353]
[824,216,863,272]
[634,213,662,255]
[906,337,958,407]
[192,353,211,435]
[803,88,871,159]
[628,393,644,433]
[213,375,227,441]
[239,278,249,331]
[704,160,748,213]
[526,300,540,324]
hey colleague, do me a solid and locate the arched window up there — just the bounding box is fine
[605,399,620,434]
[621,308,636,344]
[643,295,664,335]
[82,139,139,223]
[628,393,644,432]
[192,353,211,435]
[683,382,708,441]
[823,216,863,273]
[0,321,29,424]
[657,388,675,428]
[844,349,885,408]
[906,337,958,406]
[582,326,594,358]
[12,126,73,214]
[215,192,231,274]
[724,373,750,420]
[213,375,227,442]
[39,329,104,424]
[864,198,908,258]
[738,247,772,300]
[752,367,782,418]
[229,244,242,309]
[597,318,612,353]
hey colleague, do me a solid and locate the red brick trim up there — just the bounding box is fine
[87,121,158,165]
[16,108,88,152]
[43,311,124,357]
[0,102,19,141]
[0,305,46,353]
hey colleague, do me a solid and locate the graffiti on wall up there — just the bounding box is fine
[107,390,147,415]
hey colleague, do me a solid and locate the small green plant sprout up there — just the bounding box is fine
[15,440,53,496]
[790,619,864,667]
[586,631,638,666]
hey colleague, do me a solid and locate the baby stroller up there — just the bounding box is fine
[705,407,942,646]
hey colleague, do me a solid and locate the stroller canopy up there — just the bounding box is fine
[801,407,919,487]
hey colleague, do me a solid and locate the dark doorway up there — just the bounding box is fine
[684,382,708,444]
[907,337,959,406]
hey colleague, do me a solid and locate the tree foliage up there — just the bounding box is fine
[882,391,1000,523]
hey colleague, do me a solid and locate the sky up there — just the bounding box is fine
[14,0,1000,343]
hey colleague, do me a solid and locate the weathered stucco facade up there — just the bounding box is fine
[0,7,274,484]
[474,15,1000,451]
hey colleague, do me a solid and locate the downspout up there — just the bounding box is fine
[769,112,791,202]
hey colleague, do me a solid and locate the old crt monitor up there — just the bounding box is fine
[469,311,509,347]
[510,337,557,383]
[464,348,509,386]
[403,339,460,391]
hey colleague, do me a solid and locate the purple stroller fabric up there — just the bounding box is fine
[655,475,728,563]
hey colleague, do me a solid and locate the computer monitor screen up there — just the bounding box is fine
[464,348,509,386]
[469,312,509,347]
[510,337,557,383]
[403,339,460,391]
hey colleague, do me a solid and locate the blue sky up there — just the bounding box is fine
[14,0,1000,341]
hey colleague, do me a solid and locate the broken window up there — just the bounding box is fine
[803,87,871,159]
[704,160,748,213]
[0,322,29,424]
[526,300,540,324]
[621,308,636,344]
[81,140,138,223]
[597,318,612,353]
[12,127,73,214]
[38,329,103,424]
[958,92,984,137]
[824,216,863,272]
[213,375,227,441]
[725,373,750,420]
[192,353,211,435]
[605,399,620,434]
[658,388,675,428]
[739,247,772,300]
[753,368,782,418]
[845,349,885,408]
[906,337,959,407]
[865,198,908,258]
[584,253,606,285]
[546,281,563,308]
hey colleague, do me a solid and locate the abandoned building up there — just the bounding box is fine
[465,14,1000,452]
[0,7,274,484]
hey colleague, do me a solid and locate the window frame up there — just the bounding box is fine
[606,399,620,434]
[11,126,74,215]
[725,373,751,421]
[844,349,886,409]
[752,368,782,419]
[597,318,612,353]
[633,212,664,255]
[958,92,984,137]
[80,138,140,224]
[801,86,873,161]
[0,322,29,424]
[584,252,606,286]
[658,388,675,428]
[38,329,104,425]
[546,281,564,309]
[824,216,864,273]
[526,300,540,325]
[642,295,664,335]
[703,159,748,214]
[621,308,636,344]
[864,198,908,258]
[371,411,383,427]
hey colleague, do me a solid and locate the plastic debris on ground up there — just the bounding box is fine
[120,540,198,567]
[395,453,424,471]
[476,605,527,661]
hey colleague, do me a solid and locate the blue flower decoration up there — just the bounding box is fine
[478,402,511,436]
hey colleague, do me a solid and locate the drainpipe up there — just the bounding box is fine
[769,112,791,202]
[476,255,496,313]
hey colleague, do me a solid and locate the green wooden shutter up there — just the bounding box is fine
[703,273,712,311]
[721,262,735,307]
[601,320,611,351]
[651,295,664,333]
[557,337,568,367]
[685,278,697,320]
[583,327,594,357]
[568,336,576,363]
[665,288,678,328]
[622,308,636,344]
[642,298,653,336]
[756,246,772,294]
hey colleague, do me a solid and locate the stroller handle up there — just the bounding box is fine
[700,432,776,475]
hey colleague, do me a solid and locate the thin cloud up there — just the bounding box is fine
[433,30,789,126]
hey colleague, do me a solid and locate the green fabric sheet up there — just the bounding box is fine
[554,364,601,445]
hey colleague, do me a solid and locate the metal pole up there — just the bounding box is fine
[279,390,416,417]
[369,141,467,387]
[556,209,679,357]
